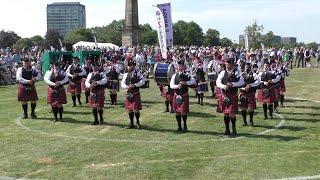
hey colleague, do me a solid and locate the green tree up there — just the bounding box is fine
[13,38,34,49]
[204,28,220,47]
[306,42,318,51]
[44,30,63,50]
[244,21,264,49]
[64,28,94,45]
[262,31,274,47]
[30,35,45,48]
[173,20,204,46]
[173,20,188,45]
[220,37,233,47]
[140,24,157,45]
[0,30,21,48]
[92,20,124,46]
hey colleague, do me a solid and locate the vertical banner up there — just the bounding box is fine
[245,33,249,50]
[93,35,98,49]
[155,6,167,59]
[260,43,265,50]
[157,3,173,48]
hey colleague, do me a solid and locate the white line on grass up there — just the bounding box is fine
[267,174,320,180]
[286,97,320,104]
[286,77,320,84]
[15,106,286,143]
[87,150,320,169]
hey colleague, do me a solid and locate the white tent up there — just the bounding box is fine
[72,41,119,50]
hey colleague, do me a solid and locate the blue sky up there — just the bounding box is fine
[1,0,319,43]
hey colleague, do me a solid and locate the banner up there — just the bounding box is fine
[155,6,167,59]
[157,3,173,47]
[245,33,249,50]
[260,43,265,50]
[93,35,98,49]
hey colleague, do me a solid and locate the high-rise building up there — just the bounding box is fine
[281,37,297,44]
[47,2,86,38]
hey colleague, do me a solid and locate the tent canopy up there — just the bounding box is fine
[73,41,119,50]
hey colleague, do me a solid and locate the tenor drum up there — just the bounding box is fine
[154,63,175,85]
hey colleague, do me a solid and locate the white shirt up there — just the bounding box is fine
[44,70,69,86]
[257,71,281,86]
[16,67,41,84]
[121,70,146,89]
[216,69,245,90]
[170,72,196,90]
[85,72,107,88]
[66,63,87,79]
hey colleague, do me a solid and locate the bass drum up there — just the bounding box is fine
[153,63,175,85]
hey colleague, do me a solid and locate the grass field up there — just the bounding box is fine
[0,66,320,179]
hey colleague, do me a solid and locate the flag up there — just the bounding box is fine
[245,33,249,50]
[155,6,167,59]
[93,35,98,49]
[157,3,173,47]
[58,38,63,49]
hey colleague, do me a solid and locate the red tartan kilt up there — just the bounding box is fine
[217,91,238,114]
[239,91,256,109]
[173,93,189,114]
[280,79,286,93]
[89,90,105,108]
[81,78,89,91]
[257,86,276,104]
[67,81,82,94]
[125,90,142,111]
[161,90,174,100]
[274,85,281,100]
[215,88,221,98]
[47,87,67,105]
[18,84,38,102]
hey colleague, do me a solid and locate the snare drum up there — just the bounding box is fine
[207,73,217,82]
[154,63,175,85]
[196,82,208,93]
[106,80,120,91]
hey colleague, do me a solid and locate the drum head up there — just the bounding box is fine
[167,64,175,83]
[153,63,159,84]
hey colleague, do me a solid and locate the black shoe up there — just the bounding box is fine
[164,109,169,113]
[92,121,99,125]
[126,124,135,129]
[99,119,104,125]
[242,122,248,126]
[177,127,182,132]
[231,130,238,137]
[182,126,188,133]
[31,113,37,119]
[224,130,230,135]
[79,102,82,106]
[136,123,141,129]
[250,122,254,127]
[22,114,28,119]
[72,104,76,107]
[54,118,58,122]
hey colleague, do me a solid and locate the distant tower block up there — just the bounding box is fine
[122,0,140,46]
